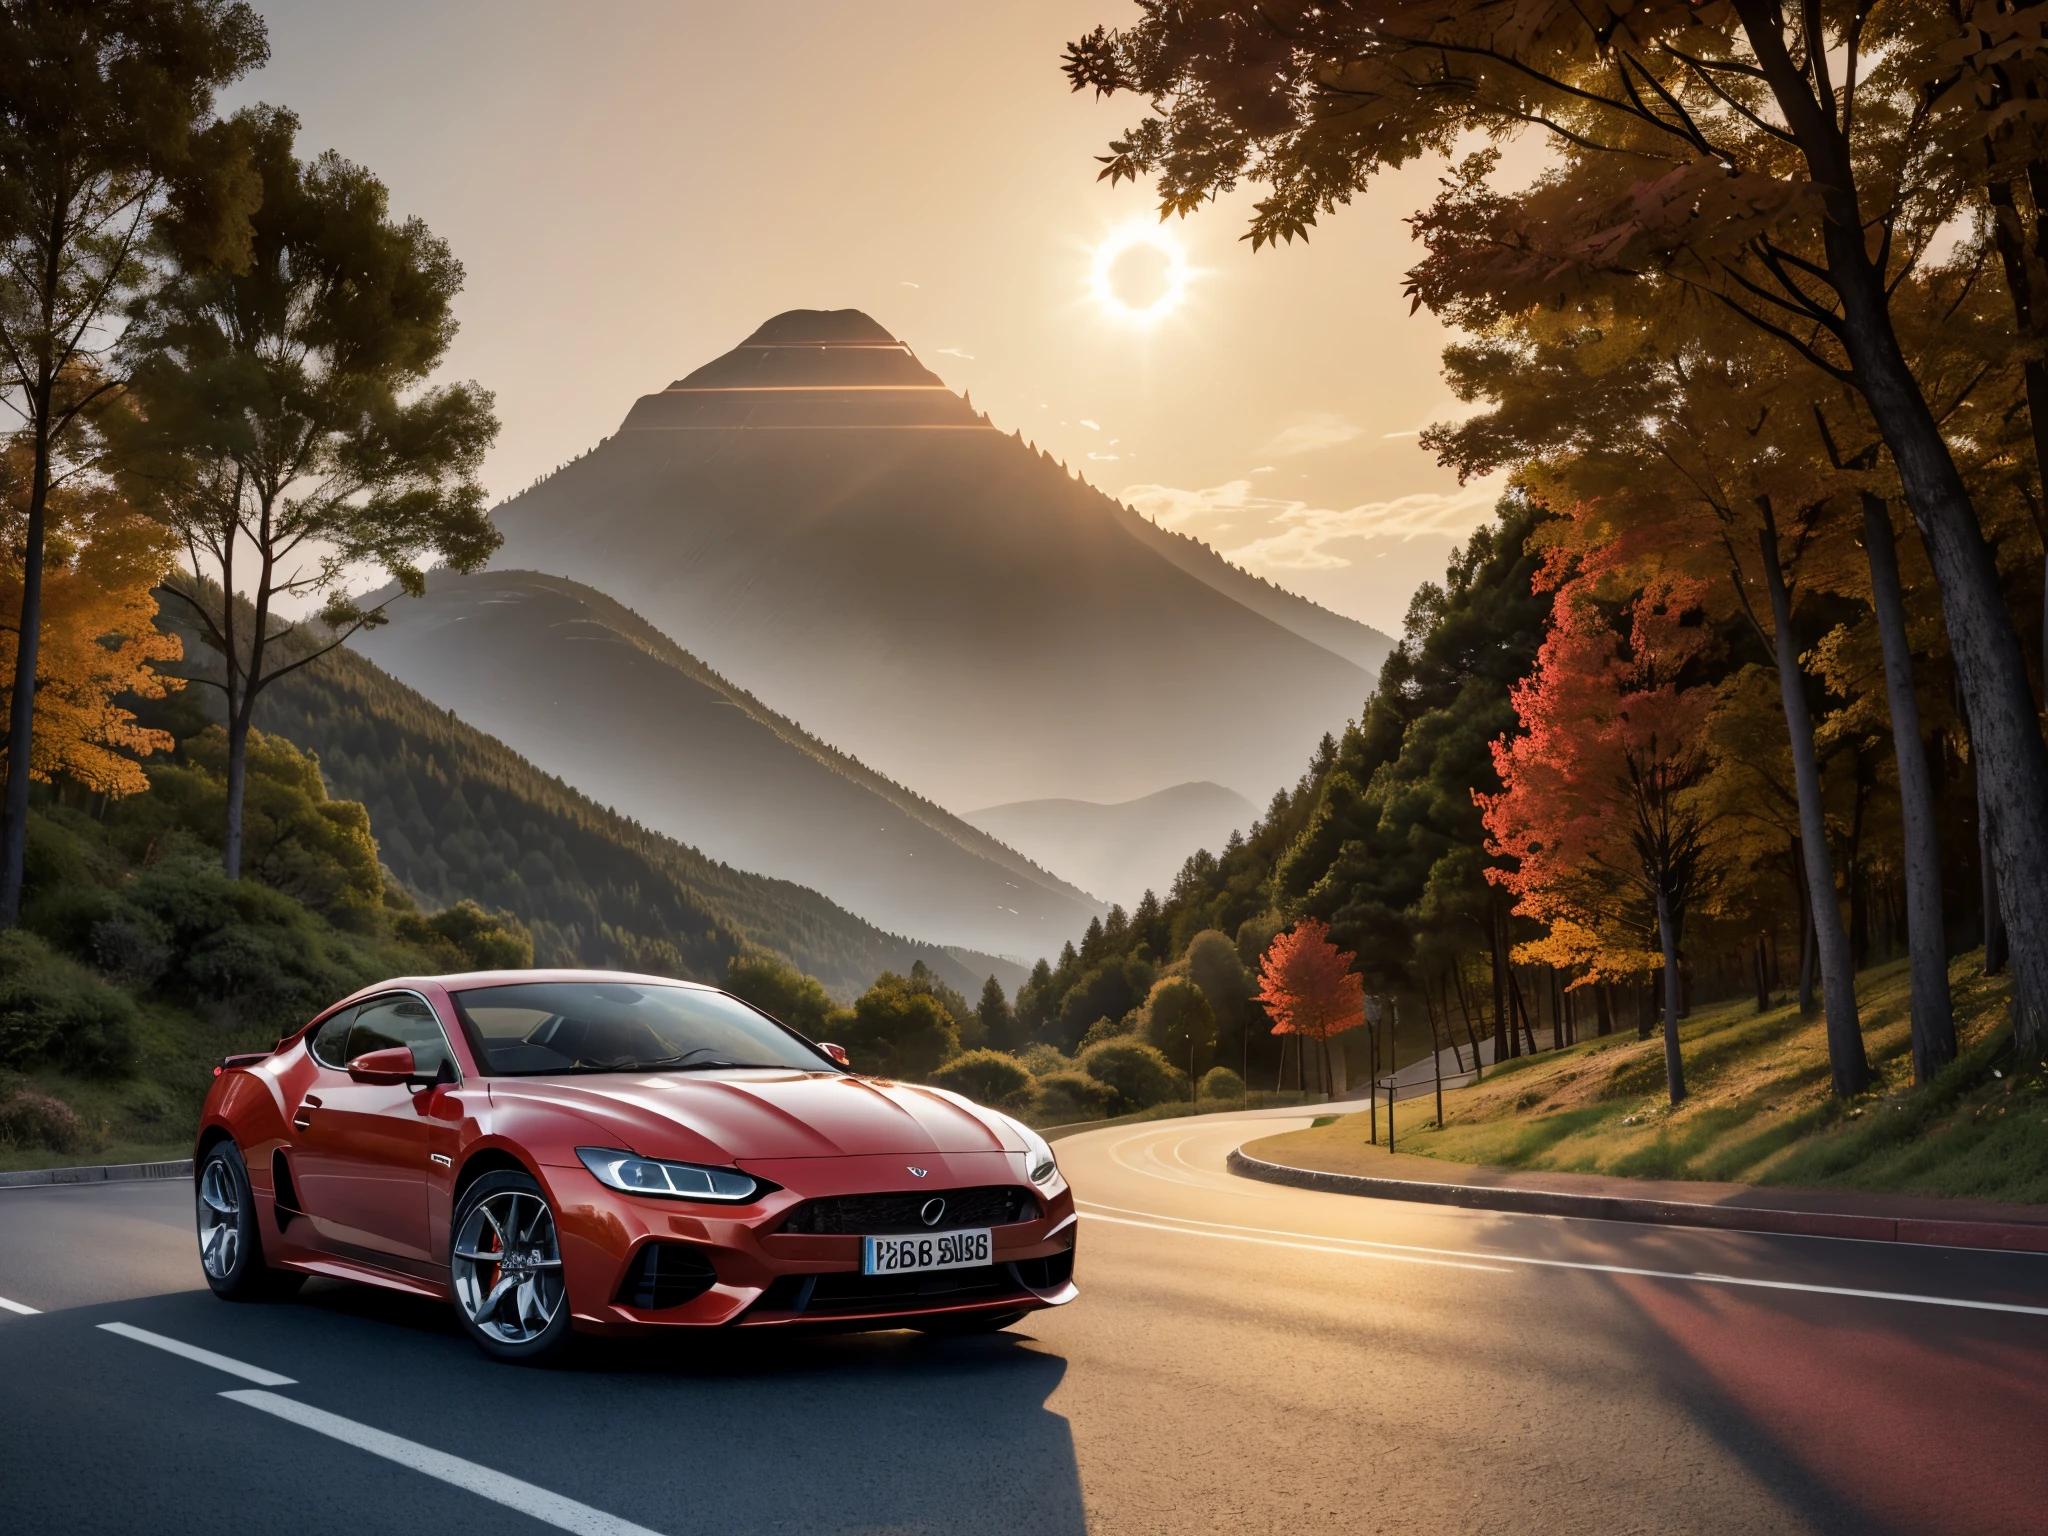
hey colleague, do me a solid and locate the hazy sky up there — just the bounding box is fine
[231,1,1504,635]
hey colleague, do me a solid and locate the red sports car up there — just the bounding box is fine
[192,970,1077,1361]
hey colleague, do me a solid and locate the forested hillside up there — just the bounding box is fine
[144,601,1020,999]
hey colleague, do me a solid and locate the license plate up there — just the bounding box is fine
[862,1228,992,1275]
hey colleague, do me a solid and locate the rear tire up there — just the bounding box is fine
[450,1170,573,1364]
[914,1308,1026,1336]
[196,1141,303,1301]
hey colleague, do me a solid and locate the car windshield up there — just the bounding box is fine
[449,981,835,1076]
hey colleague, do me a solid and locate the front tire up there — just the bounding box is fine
[450,1170,573,1364]
[196,1141,303,1301]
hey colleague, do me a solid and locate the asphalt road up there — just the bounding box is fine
[3,1110,2045,1535]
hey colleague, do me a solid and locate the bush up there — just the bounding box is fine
[1034,1070,1114,1120]
[1078,1013,1137,1051]
[1018,1042,1075,1077]
[1139,975,1217,1078]
[1080,1038,1186,1114]
[928,1049,1034,1108]
[1199,1066,1247,1101]
[0,931,137,1075]
[0,1087,83,1152]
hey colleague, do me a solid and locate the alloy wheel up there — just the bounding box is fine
[452,1189,565,1344]
[197,1156,242,1281]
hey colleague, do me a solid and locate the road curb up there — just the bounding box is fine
[0,1159,193,1190]
[1225,1148,2048,1255]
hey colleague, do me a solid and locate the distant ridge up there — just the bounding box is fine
[490,308,1380,812]
[352,567,1104,955]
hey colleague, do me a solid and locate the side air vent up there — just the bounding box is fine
[270,1151,303,1233]
[616,1243,719,1310]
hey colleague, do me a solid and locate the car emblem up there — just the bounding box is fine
[907,1165,928,1178]
[920,1197,947,1227]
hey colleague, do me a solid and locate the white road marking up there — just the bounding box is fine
[98,1322,297,1386]
[0,1293,39,1315]
[222,1390,667,1536]
[1080,1211,1510,1273]
[1078,1203,2048,1318]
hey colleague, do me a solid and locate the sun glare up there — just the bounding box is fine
[1090,224,1191,323]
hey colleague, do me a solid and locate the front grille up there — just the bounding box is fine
[778,1185,1040,1236]
[616,1243,718,1309]
[1012,1245,1075,1290]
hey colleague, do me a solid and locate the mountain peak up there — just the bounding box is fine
[740,308,900,346]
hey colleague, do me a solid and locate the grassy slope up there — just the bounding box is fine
[1260,952,2048,1204]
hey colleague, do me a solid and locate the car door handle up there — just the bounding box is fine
[293,1095,322,1131]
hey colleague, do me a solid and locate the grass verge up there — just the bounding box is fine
[1253,951,2048,1204]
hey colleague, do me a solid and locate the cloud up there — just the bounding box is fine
[934,346,974,359]
[1262,413,1367,456]
[1122,477,1502,569]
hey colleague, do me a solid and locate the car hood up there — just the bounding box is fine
[492,1070,1021,1163]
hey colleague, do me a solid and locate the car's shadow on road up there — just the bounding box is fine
[110,1279,1089,1536]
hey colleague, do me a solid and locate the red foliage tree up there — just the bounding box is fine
[1257,918,1365,1100]
[1479,575,1719,1105]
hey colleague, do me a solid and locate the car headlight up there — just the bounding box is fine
[576,1147,761,1203]
[1009,1119,1059,1186]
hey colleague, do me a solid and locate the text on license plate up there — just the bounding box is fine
[863,1228,992,1275]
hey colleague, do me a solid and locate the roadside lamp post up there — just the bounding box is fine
[1432,995,1445,1128]
[1386,998,1398,1155]
[1363,996,1383,1145]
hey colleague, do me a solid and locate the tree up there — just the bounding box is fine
[1183,926,1254,1072]
[1139,974,1217,1095]
[725,952,840,1038]
[1257,917,1365,1101]
[114,105,497,880]
[843,971,959,1080]
[0,465,181,795]
[0,0,266,922]
[1066,0,2048,1056]
[928,1048,1033,1108]
[1482,577,1722,1104]
[975,974,1017,1053]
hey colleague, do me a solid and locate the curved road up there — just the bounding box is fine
[3,1110,2044,1534]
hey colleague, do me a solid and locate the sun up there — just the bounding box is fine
[1090,224,1191,323]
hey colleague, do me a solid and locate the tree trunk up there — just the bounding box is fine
[0,426,52,928]
[1760,518,1870,1097]
[1818,229,2048,1057]
[1489,899,1511,1061]
[1655,885,1687,1105]
[1595,983,1613,1037]
[1981,768,2009,975]
[1862,493,1956,1082]
[1753,936,1770,1015]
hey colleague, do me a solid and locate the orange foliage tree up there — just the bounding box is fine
[1480,575,1720,1104]
[1257,917,1365,1099]
[0,467,181,797]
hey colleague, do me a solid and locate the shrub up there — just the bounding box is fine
[1078,1013,1137,1050]
[1080,1038,1186,1113]
[928,1049,1034,1108]
[0,931,137,1075]
[0,1087,83,1152]
[1018,1042,1075,1077]
[1199,1066,1247,1101]
[1139,975,1217,1078]
[1034,1070,1114,1120]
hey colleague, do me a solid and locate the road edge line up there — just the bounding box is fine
[1225,1148,2048,1256]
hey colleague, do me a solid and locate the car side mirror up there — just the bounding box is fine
[348,1045,416,1084]
[818,1042,850,1067]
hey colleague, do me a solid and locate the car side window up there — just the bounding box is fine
[344,994,456,1079]
[309,1008,358,1070]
